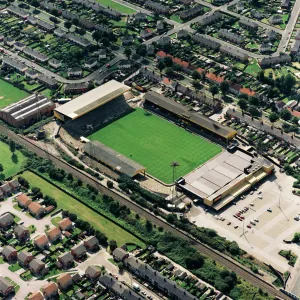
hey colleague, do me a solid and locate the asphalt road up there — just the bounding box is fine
[0,124,289,300]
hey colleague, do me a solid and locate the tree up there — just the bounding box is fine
[248,105,260,117]
[280,109,292,121]
[0,164,3,174]
[64,21,72,32]
[72,18,79,26]
[109,240,117,252]
[136,44,147,57]
[163,56,173,67]
[284,74,296,94]
[238,98,248,114]
[165,67,173,77]
[157,60,165,75]
[124,47,132,59]
[185,253,204,269]
[209,84,219,98]
[192,70,201,80]
[293,232,300,243]
[9,140,15,154]
[269,112,279,124]
[107,180,114,189]
[220,81,229,96]
[258,70,265,82]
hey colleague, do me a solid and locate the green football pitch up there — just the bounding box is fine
[88,109,222,183]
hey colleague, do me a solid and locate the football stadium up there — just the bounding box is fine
[56,80,274,209]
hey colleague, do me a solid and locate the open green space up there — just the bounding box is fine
[95,0,136,14]
[0,79,28,109]
[88,108,222,183]
[245,60,261,76]
[0,141,26,180]
[20,171,144,247]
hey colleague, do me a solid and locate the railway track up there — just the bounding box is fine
[1,125,289,300]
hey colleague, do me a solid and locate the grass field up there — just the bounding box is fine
[20,171,144,247]
[0,141,26,179]
[95,0,136,14]
[88,109,222,183]
[0,79,28,109]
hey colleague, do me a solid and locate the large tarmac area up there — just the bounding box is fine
[188,166,300,294]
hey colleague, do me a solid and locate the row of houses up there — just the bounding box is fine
[145,0,170,14]
[0,179,19,199]
[155,51,253,95]
[112,248,197,300]
[2,56,58,89]
[179,5,203,20]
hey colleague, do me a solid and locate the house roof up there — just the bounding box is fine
[99,274,143,300]
[29,258,45,272]
[0,276,13,294]
[42,282,58,297]
[28,202,44,214]
[58,252,74,264]
[34,235,49,246]
[14,224,28,236]
[2,246,16,257]
[125,257,197,300]
[85,265,101,277]
[205,72,224,84]
[57,273,72,287]
[71,244,87,256]
[27,291,44,300]
[58,218,72,231]
[46,227,61,240]
[84,236,99,247]
[239,87,256,97]
[0,213,14,225]
[17,251,33,263]
[113,248,128,260]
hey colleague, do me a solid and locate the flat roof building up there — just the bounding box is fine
[83,141,146,177]
[178,150,274,210]
[54,80,130,121]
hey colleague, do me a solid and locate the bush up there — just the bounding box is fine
[107,180,114,188]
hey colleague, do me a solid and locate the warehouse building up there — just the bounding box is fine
[0,94,55,127]
[177,150,274,210]
[54,80,131,122]
[143,91,236,142]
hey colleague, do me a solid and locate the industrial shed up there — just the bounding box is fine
[54,80,131,122]
[83,140,146,177]
[0,94,55,128]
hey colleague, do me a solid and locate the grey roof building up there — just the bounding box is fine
[179,5,203,20]
[36,19,55,31]
[67,34,91,47]
[99,274,142,300]
[239,19,258,30]
[260,54,291,66]
[2,56,27,72]
[24,47,49,62]
[7,5,29,18]
[125,257,197,300]
[37,75,58,88]
[0,276,14,296]
[145,0,170,14]
[191,34,220,50]
[83,141,146,177]
[0,213,14,228]
[112,248,129,261]
[218,29,245,44]
[220,45,248,61]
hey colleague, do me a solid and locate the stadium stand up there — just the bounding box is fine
[54,80,130,122]
[0,94,55,127]
[83,140,146,177]
[143,91,236,142]
[63,95,131,137]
